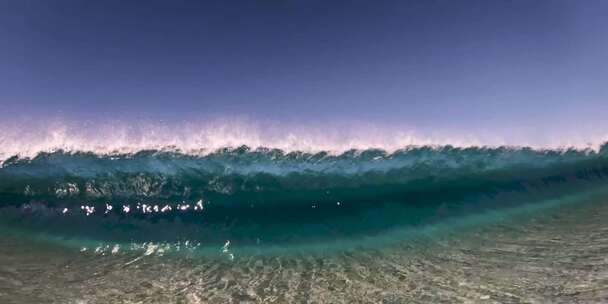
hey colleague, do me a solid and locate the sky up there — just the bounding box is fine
[0,0,607,141]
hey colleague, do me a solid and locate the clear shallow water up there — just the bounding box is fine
[1,194,607,303]
[1,147,608,303]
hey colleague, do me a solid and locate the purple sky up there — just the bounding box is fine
[1,0,607,138]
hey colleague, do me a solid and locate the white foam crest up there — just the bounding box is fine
[0,118,606,163]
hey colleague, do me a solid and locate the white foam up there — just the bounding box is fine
[0,118,606,163]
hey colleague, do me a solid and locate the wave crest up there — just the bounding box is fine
[2,119,607,163]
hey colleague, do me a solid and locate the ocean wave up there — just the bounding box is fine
[2,121,608,248]
[0,144,607,248]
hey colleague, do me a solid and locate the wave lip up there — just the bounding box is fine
[1,144,607,204]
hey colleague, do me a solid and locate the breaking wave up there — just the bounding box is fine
[1,143,607,252]
[1,119,608,253]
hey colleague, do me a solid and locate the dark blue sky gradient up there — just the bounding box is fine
[1,0,607,133]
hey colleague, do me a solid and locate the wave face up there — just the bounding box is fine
[1,144,608,252]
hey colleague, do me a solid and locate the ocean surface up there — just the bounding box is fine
[1,144,608,303]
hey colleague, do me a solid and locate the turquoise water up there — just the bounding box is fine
[1,145,608,302]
